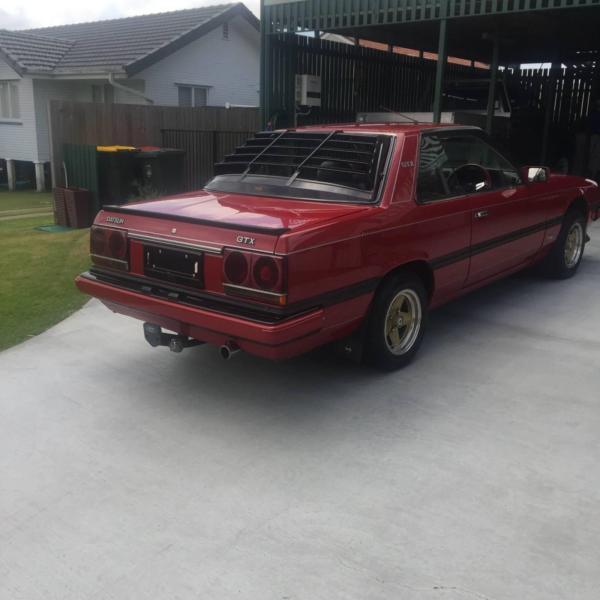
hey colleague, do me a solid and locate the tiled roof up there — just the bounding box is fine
[0,3,257,75]
[0,30,73,73]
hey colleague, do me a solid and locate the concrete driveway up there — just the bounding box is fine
[2,223,600,600]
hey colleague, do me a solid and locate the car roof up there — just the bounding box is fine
[294,122,482,135]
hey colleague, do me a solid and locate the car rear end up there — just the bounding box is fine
[76,127,397,360]
[77,214,314,359]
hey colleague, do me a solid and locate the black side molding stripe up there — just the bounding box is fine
[431,215,563,270]
[288,278,380,314]
[88,267,379,320]
[103,205,290,236]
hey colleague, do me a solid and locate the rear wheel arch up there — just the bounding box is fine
[567,196,588,219]
[378,260,435,301]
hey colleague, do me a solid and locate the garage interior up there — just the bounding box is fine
[260,0,600,174]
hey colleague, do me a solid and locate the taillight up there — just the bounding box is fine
[90,225,129,271]
[90,226,107,255]
[253,256,280,291]
[223,248,286,305]
[108,230,127,260]
[224,251,249,285]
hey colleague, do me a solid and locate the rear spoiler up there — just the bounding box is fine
[102,205,290,235]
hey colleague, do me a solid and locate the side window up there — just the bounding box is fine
[417,133,521,203]
[443,136,520,189]
[0,81,20,119]
[178,85,192,107]
[178,85,209,107]
[194,87,208,107]
[417,135,449,202]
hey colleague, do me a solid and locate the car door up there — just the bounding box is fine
[410,132,473,302]
[434,132,546,286]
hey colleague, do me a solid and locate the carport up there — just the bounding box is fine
[259,0,600,170]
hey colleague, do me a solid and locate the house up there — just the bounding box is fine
[0,2,259,191]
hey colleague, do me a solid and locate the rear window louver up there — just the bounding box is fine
[214,130,390,198]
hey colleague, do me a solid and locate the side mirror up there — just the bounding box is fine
[521,166,550,183]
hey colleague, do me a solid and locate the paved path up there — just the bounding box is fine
[1,222,600,600]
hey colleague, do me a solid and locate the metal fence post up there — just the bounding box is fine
[486,36,500,135]
[432,6,448,123]
[260,0,271,129]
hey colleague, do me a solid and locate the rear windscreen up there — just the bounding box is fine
[206,130,392,203]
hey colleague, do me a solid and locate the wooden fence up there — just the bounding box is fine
[49,101,260,189]
[161,129,253,189]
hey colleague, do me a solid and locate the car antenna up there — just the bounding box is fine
[378,106,420,124]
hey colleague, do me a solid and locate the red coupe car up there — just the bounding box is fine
[76,123,600,370]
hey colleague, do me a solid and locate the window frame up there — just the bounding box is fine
[0,80,21,121]
[415,128,522,206]
[177,84,210,108]
[91,83,114,104]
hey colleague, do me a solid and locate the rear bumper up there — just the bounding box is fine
[76,272,370,359]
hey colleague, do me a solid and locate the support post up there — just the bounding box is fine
[259,0,271,129]
[540,66,555,165]
[6,159,16,192]
[432,17,448,123]
[485,35,500,135]
[35,162,46,192]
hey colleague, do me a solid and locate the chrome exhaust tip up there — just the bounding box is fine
[219,342,240,360]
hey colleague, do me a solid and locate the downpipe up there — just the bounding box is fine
[219,341,240,360]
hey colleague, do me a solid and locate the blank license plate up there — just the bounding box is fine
[144,245,203,288]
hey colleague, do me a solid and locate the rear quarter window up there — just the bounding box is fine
[206,130,393,204]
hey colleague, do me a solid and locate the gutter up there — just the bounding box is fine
[107,72,154,104]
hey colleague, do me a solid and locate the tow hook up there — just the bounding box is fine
[143,323,205,352]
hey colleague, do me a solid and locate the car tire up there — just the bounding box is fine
[541,210,587,279]
[363,273,428,371]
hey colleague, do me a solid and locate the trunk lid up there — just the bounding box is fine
[109,189,371,237]
[101,190,372,254]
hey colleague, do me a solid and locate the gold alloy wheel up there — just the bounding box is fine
[384,289,422,356]
[564,221,584,269]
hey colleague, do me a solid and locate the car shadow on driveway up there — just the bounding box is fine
[135,247,600,433]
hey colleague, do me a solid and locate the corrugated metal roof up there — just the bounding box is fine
[0,3,256,75]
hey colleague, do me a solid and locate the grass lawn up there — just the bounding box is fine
[0,191,90,352]
[0,189,53,213]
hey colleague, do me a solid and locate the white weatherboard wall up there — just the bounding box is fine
[139,15,259,107]
[0,65,93,163]
[0,59,39,163]
[33,79,92,163]
[0,59,19,79]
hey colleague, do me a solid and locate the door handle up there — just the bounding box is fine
[475,210,489,219]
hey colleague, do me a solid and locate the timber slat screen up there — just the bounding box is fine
[267,34,598,166]
[264,0,600,31]
[268,34,487,127]
[49,101,260,191]
[161,129,254,189]
[514,65,598,129]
